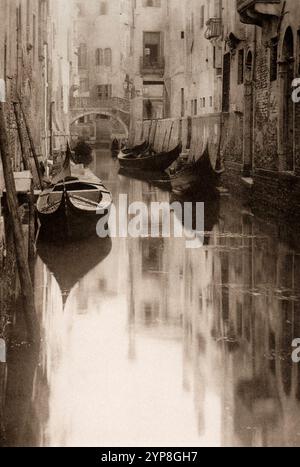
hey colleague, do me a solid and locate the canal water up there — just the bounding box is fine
[1,151,300,447]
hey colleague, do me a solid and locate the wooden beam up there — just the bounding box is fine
[18,98,43,190]
[0,102,38,342]
[12,101,31,172]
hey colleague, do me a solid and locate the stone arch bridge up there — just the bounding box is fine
[70,96,130,137]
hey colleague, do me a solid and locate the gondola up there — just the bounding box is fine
[119,140,149,157]
[168,146,223,197]
[118,143,182,172]
[37,175,112,242]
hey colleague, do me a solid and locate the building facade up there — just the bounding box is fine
[222,0,300,220]
[0,0,77,338]
[70,0,132,147]
[130,0,300,221]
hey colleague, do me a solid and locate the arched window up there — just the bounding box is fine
[104,48,112,66]
[96,48,103,66]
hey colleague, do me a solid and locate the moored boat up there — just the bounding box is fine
[37,175,112,242]
[118,143,182,172]
[168,146,222,197]
[119,141,149,157]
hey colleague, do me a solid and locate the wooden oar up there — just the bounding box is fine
[69,194,101,208]
[40,199,62,213]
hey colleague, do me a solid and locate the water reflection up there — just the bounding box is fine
[37,236,112,307]
[1,153,300,447]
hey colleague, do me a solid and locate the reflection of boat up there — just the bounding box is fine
[118,144,182,172]
[168,146,222,197]
[171,194,220,245]
[118,167,172,191]
[37,235,112,305]
[111,139,119,159]
[37,176,112,242]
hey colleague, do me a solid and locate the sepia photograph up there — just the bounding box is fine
[1,0,300,451]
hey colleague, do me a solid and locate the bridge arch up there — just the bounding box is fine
[70,111,129,138]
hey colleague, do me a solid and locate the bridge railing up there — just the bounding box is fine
[70,96,130,114]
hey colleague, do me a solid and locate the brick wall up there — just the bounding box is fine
[254,45,278,171]
[221,113,243,165]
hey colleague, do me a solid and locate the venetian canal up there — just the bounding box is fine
[1,151,300,448]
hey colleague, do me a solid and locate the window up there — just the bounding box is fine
[194,99,197,115]
[143,32,162,65]
[100,1,108,15]
[210,96,213,107]
[203,97,206,108]
[78,43,87,67]
[270,38,278,82]
[97,84,112,100]
[238,49,244,85]
[181,31,185,39]
[104,48,112,66]
[143,0,161,6]
[79,78,89,93]
[95,48,103,66]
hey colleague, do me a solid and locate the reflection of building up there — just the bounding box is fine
[127,185,185,337]
[181,199,300,447]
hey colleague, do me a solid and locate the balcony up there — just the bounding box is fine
[205,18,223,41]
[140,56,165,77]
[237,0,282,26]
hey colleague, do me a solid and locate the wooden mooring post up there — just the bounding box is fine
[18,98,43,190]
[0,102,38,342]
[12,102,30,172]
[13,102,37,272]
